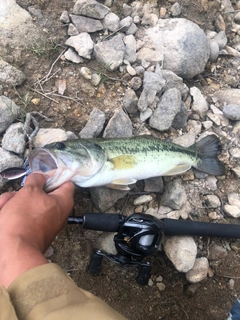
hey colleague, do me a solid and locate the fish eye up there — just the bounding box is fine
[55,142,66,150]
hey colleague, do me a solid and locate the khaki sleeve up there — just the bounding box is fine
[0,286,18,320]
[4,263,127,320]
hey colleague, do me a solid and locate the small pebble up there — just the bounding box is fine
[133,195,153,206]
[31,98,41,106]
[229,279,235,290]
[156,275,163,282]
[80,67,92,80]
[156,282,166,291]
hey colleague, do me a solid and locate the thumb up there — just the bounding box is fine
[23,172,48,190]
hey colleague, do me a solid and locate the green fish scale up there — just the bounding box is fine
[92,136,199,162]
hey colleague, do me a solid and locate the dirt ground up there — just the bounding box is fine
[2,0,240,319]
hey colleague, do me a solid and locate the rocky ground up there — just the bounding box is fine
[1,0,240,319]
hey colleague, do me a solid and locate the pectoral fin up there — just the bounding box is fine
[106,184,130,191]
[163,164,191,176]
[106,178,137,191]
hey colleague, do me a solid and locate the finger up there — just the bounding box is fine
[0,192,16,209]
[50,181,75,211]
[50,181,75,197]
[23,172,47,190]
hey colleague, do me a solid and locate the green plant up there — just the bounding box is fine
[12,89,32,123]
[29,39,60,57]
[96,63,113,84]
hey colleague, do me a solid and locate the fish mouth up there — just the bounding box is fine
[29,149,58,173]
[28,148,74,191]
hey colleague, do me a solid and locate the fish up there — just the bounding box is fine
[0,167,27,180]
[26,134,225,192]
[0,158,32,187]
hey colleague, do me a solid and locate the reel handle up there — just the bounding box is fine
[68,212,124,232]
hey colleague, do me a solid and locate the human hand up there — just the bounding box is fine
[0,173,74,287]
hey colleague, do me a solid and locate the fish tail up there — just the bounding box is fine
[193,135,225,176]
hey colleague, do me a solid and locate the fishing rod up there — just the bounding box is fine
[68,212,240,285]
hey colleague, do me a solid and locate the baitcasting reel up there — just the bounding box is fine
[68,212,240,285]
[68,213,164,285]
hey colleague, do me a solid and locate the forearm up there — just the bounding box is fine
[3,263,127,320]
[0,236,48,288]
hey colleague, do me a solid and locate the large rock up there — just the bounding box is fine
[103,108,132,138]
[164,236,197,272]
[70,15,103,33]
[138,71,165,112]
[0,0,32,31]
[65,33,94,59]
[0,59,26,86]
[73,0,109,19]
[136,18,210,79]
[32,128,68,148]
[0,0,40,60]
[79,108,105,138]
[93,35,125,71]
[149,88,182,131]
[90,187,128,212]
[213,89,240,106]
[2,122,26,154]
[0,96,20,133]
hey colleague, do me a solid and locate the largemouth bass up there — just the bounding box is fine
[27,134,225,192]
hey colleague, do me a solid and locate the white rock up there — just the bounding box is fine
[136,18,210,79]
[186,257,209,283]
[232,166,240,178]
[141,13,158,26]
[228,193,240,209]
[209,41,219,62]
[156,282,166,291]
[65,33,94,59]
[64,48,84,64]
[206,176,218,191]
[32,128,68,148]
[187,119,202,135]
[90,73,101,86]
[208,211,219,220]
[207,112,221,126]
[140,108,153,122]
[102,12,120,32]
[2,122,25,154]
[126,65,136,76]
[230,148,240,159]
[99,233,117,255]
[190,87,208,116]
[0,0,33,31]
[170,2,182,16]
[229,279,235,290]
[60,10,70,23]
[68,23,79,36]
[0,96,20,133]
[172,133,196,148]
[202,120,213,130]
[80,67,92,80]
[212,31,228,50]
[0,59,26,86]
[164,236,197,273]
[206,195,221,208]
[133,195,153,205]
[224,204,240,218]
